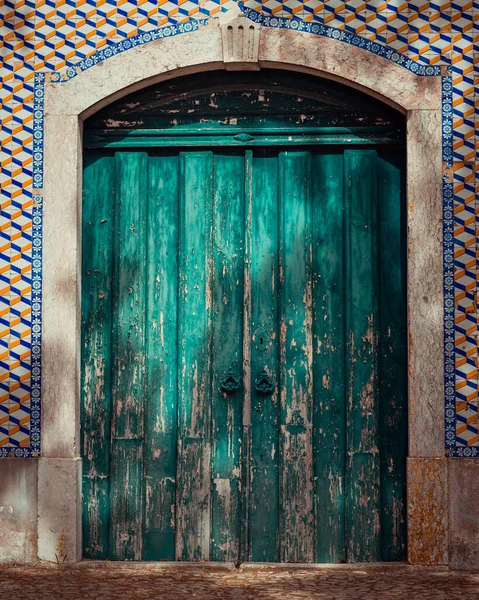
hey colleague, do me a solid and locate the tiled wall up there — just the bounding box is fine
[0,0,476,457]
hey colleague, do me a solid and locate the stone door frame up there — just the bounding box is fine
[39,24,446,564]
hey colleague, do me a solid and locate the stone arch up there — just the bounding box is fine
[39,22,445,565]
[45,25,440,119]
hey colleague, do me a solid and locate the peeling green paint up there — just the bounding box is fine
[81,82,406,563]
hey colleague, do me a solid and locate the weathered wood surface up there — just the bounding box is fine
[312,151,346,563]
[344,150,381,562]
[279,152,315,562]
[110,152,148,560]
[81,145,407,563]
[211,153,244,561]
[248,150,280,562]
[111,153,148,442]
[241,150,253,563]
[377,151,407,561]
[81,154,115,559]
[85,70,404,146]
[109,439,144,560]
[143,155,179,560]
[176,152,214,561]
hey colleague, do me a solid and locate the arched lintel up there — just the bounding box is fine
[44,26,441,121]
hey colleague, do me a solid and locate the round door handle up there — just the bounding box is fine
[219,368,241,394]
[255,369,275,395]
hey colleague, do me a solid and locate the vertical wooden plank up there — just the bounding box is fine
[110,152,148,560]
[344,149,381,563]
[211,152,244,561]
[111,152,148,441]
[249,150,280,562]
[378,150,407,561]
[81,153,115,559]
[311,151,346,563]
[176,151,214,561]
[279,151,315,563]
[110,438,144,560]
[143,154,179,560]
[241,149,253,562]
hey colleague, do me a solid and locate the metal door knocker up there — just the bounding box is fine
[219,367,241,394]
[255,369,275,395]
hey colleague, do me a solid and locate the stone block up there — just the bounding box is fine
[38,458,81,563]
[0,459,38,563]
[407,110,444,458]
[448,459,479,570]
[407,458,448,565]
[42,115,82,459]
[259,30,441,112]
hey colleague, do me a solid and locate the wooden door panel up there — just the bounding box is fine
[176,151,214,561]
[109,438,144,560]
[143,154,179,561]
[249,150,280,562]
[344,150,381,562]
[111,152,148,442]
[82,154,115,559]
[110,152,149,560]
[81,146,406,563]
[312,151,346,563]
[279,152,315,563]
[377,151,407,561]
[211,152,245,561]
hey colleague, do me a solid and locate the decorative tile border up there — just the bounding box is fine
[243,7,442,75]
[442,74,461,456]
[49,19,208,85]
[0,0,476,457]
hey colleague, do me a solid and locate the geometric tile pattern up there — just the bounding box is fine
[0,0,476,457]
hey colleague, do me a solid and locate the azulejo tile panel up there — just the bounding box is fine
[0,0,475,457]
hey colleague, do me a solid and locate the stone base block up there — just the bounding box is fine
[0,459,38,563]
[38,457,81,563]
[407,457,447,565]
[448,459,479,571]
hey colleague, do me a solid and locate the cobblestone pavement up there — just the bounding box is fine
[1,563,479,600]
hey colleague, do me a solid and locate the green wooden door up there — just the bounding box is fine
[81,146,406,563]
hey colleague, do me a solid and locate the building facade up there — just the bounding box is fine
[0,0,478,569]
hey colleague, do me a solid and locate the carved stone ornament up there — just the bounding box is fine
[220,7,261,70]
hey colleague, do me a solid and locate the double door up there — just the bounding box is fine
[81,147,406,562]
